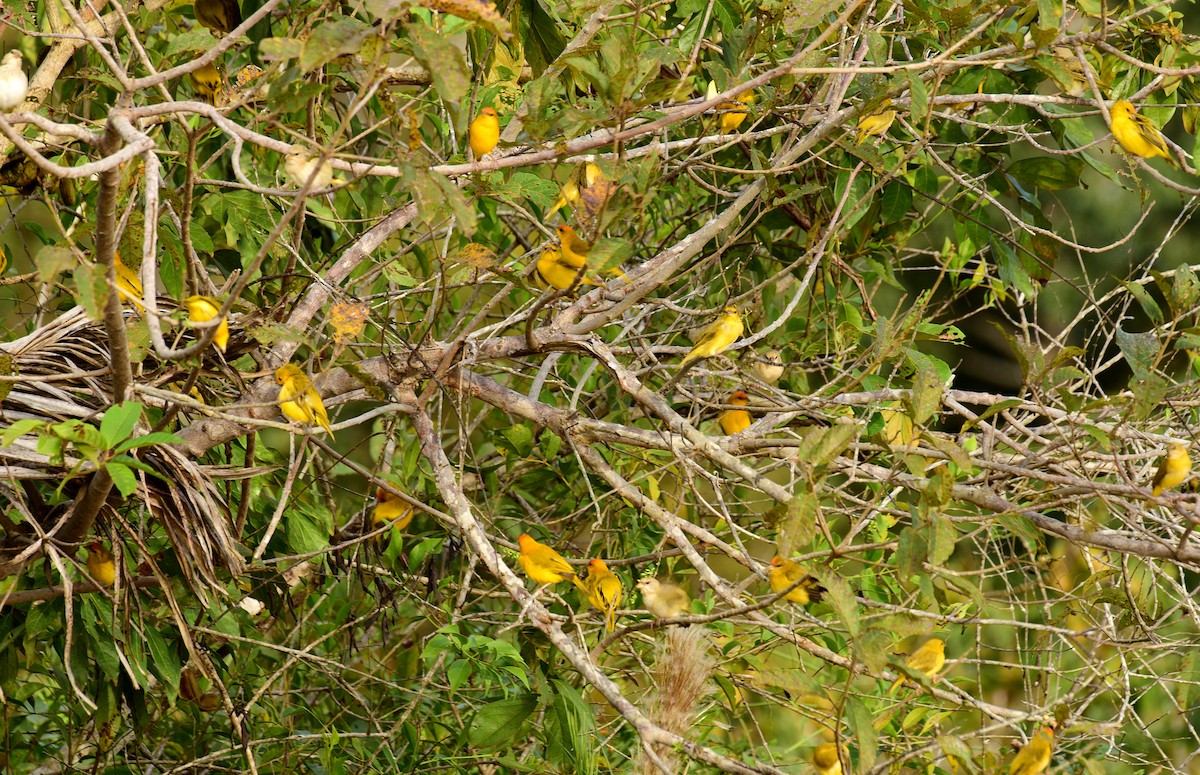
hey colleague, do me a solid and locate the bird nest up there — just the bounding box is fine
[0,306,243,593]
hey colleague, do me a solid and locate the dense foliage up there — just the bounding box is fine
[2,0,1200,771]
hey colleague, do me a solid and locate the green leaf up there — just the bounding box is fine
[105,462,139,498]
[778,488,818,555]
[817,569,858,637]
[37,245,77,284]
[1006,156,1083,191]
[879,182,912,224]
[144,626,181,702]
[447,658,471,691]
[905,354,944,427]
[300,17,372,73]
[1115,327,1160,381]
[516,0,567,76]
[1121,281,1163,324]
[468,694,538,747]
[2,418,45,447]
[73,261,110,321]
[503,425,534,458]
[114,431,184,453]
[286,512,329,554]
[100,401,142,448]
[405,21,471,104]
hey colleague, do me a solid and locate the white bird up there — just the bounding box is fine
[0,51,29,112]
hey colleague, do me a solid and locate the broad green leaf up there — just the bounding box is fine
[100,401,142,448]
[468,695,537,747]
[406,22,471,103]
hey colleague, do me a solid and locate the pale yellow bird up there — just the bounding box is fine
[1110,100,1172,162]
[1151,442,1191,496]
[889,638,945,692]
[1007,727,1054,775]
[0,50,29,112]
[285,151,333,190]
[749,349,784,384]
[856,99,896,144]
[636,577,691,618]
[183,295,229,352]
[274,364,333,436]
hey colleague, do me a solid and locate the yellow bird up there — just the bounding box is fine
[718,390,753,436]
[556,224,593,267]
[469,107,500,158]
[1110,100,1172,162]
[889,638,946,692]
[274,364,333,436]
[87,542,116,587]
[285,151,334,190]
[517,533,581,587]
[583,558,623,632]
[681,306,744,366]
[1007,727,1055,775]
[536,245,598,290]
[193,0,242,35]
[1150,442,1191,496]
[749,349,784,384]
[636,577,690,618]
[190,61,224,105]
[183,295,229,352]
[113,253,144,311]
[856,99,896,144]
[812,743,847,775]
[768,556,825,605]
[373,488,414,534]
[548,162,613,218]
[719,91,755,133]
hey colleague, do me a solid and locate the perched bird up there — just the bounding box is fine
[113,253,144,311]
[547,162,613,218]
[768,556,825,605]
[87,543,116,587]
[856,99,896,144]
[680,306,744,366]
[812,743,846,775]
[183,295,229,352]
[536,245,597,290]
[274,364,333,436]
[1007,727,1055,775]
[1151,442,1191,496]
[636,577,691,619]
[517,534,580,586]
[373,488,414,534]
[285,150,334,190]
[718,391,753,436]
[194,0,242,35]
[583,558,623,632]
[0,50,29,112]
[1110,99,1172,162]
[469,107,500,158]
[1051,47,1089,97]
[556,224,591,265]
[719,90,755,133]
[889,638,946,693]
[749,349,784,384]
[190,61,224,105]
